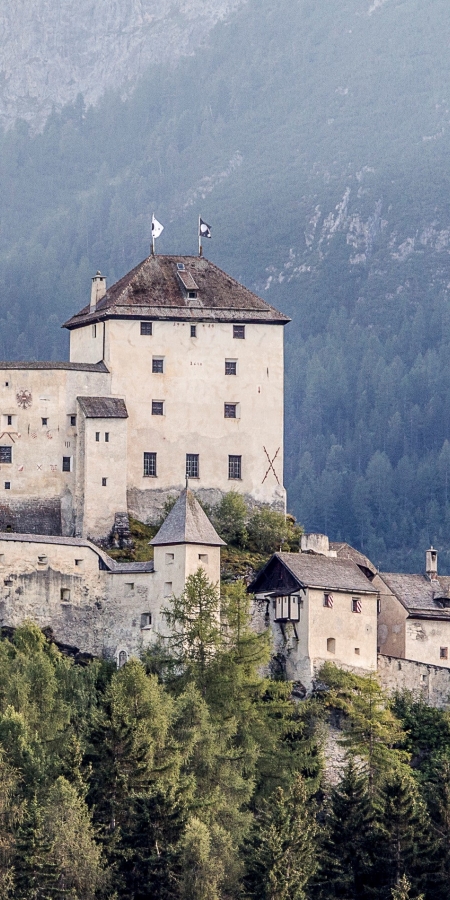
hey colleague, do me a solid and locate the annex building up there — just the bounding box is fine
[0,254,289,540]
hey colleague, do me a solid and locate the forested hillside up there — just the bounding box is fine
[2,0,450,570]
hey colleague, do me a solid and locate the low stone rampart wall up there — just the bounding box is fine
[377,653,450,708]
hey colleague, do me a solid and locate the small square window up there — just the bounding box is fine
[165,552,174,564]
[4,382,8,388]
[152,358,164,374]
[352,598,362,614]
[42,417,48,427]
[355,647,360,655]
[152,401,164,416]
[140,612,152,628]
[164,582,173,597]
[92,324,97,338]
[125,582,135,593]
[225,360,237,375]
[0,447,12,464]
[61,588,70,602]
[62,457,71,473]
[6,416,12,426]
[233,325,245,339]
[102,477,107,487]
[186,453,199,479]
[199,553,209,563]
[105,432,109,442]
[440,647,448,659]
[140,321,152,335]
[95,432,100,441]
[188,291,197,299]
[38,554,48,565]
[177,263,185,271]
[74,559,83,568]
[70,415,76,427]
[228,455,241,479]
[224,403,237,419]
[191,325,197,337]
[4,482,10,490]
[144,452,157,477]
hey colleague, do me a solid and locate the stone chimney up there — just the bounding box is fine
[426,546,438,581]
[301,533,336,557]
[90,271,106,311]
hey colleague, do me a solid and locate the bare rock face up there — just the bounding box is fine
[0,0,245,130]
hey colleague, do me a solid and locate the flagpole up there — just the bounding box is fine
[198,215,202,257]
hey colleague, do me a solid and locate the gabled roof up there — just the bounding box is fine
[249,552,377,595]
[77,397,128,418]
[329,542,377,578]
[151,488,225,547]
[379,572,450,620]
[63,255,290,329]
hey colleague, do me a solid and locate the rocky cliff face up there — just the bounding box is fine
[0,0,245,130]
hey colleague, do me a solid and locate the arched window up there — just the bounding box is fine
[118,650,128,668]
[327,638,336,654]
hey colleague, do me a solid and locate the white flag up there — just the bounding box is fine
[152,214,164,238]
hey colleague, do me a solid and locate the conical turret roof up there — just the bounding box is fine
[151,489,225,547]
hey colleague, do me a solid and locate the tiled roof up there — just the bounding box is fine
[151,488,225,547]
[329,542,377,577]
[380,572,450,618]
[77,397,128,418]
[63,255,290,329]
[0,361,108,372]
[110,561,155,574]
[275,552,376,593]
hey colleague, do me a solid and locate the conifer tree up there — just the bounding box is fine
[244,774,318,900]
[375,770,430,898]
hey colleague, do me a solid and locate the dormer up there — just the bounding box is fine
[176,264,200,301]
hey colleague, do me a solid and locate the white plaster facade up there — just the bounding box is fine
[0,254,288,539]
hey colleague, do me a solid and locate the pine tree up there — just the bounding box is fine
[315,761,376,899]
[244,774,318,900]
[374,770,430,898]
[391,874,424,900]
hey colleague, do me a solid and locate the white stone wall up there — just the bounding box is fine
[77,413,128,539]
[377,654,450,708]
[404,616,450,669]
[70,317,286,519]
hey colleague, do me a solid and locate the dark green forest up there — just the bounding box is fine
[3,0,450,570]
[1,576,450,900]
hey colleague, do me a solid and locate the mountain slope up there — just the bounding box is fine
[2,0,450,569]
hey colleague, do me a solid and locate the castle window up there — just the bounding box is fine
[228,455,241,480]
[143,452,157,477]
[152,358,164,374]
[4,382,8,387]
[95,432,100,441]
[6,416,12,426]
[165,553,174,564]
[70,415,76,426]
[440,647,448,659]
[177,263,185,271]
[188,291,197,299]
[61,588,70,602]
[38,555,48,565]
[377,598,381,614]
[125,582,135,593]
[74,559,83,569]
[118,651,128,668]
[152,401,164,416]
[324,593,333,608]
[224,403,238,418]
[199,553,208,563]
[141,613,152,628]
[105,432,109,442]
[164,582,173,597]
[4,482,10,490]
[191,325,197,337]
[352,598,362,614]
[225,359,237,375]
[233,325,245,339]
[42,417,48,426]
[0,447,12,464]
[327,638,336,654]
[92,324,97,338]
[62,457,71,473]
[186,454,199,479]
[355,647,360,655]
[102,477,107,486]
[140,322,152,335]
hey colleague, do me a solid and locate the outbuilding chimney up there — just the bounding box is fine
[426,546,438,581]
[90,271,106,311]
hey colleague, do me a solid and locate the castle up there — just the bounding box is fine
[0,254,288,540]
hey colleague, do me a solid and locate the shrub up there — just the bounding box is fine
[213,492,248,547]
[247,508,302,554]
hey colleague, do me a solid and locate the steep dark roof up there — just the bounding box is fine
[151,488,225,547]
[77,397,128,418]
[0,361,108,372]
[63,255,290,329]
[249,552,377,595]
[329,542,377,578]
[380,572,450,619]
